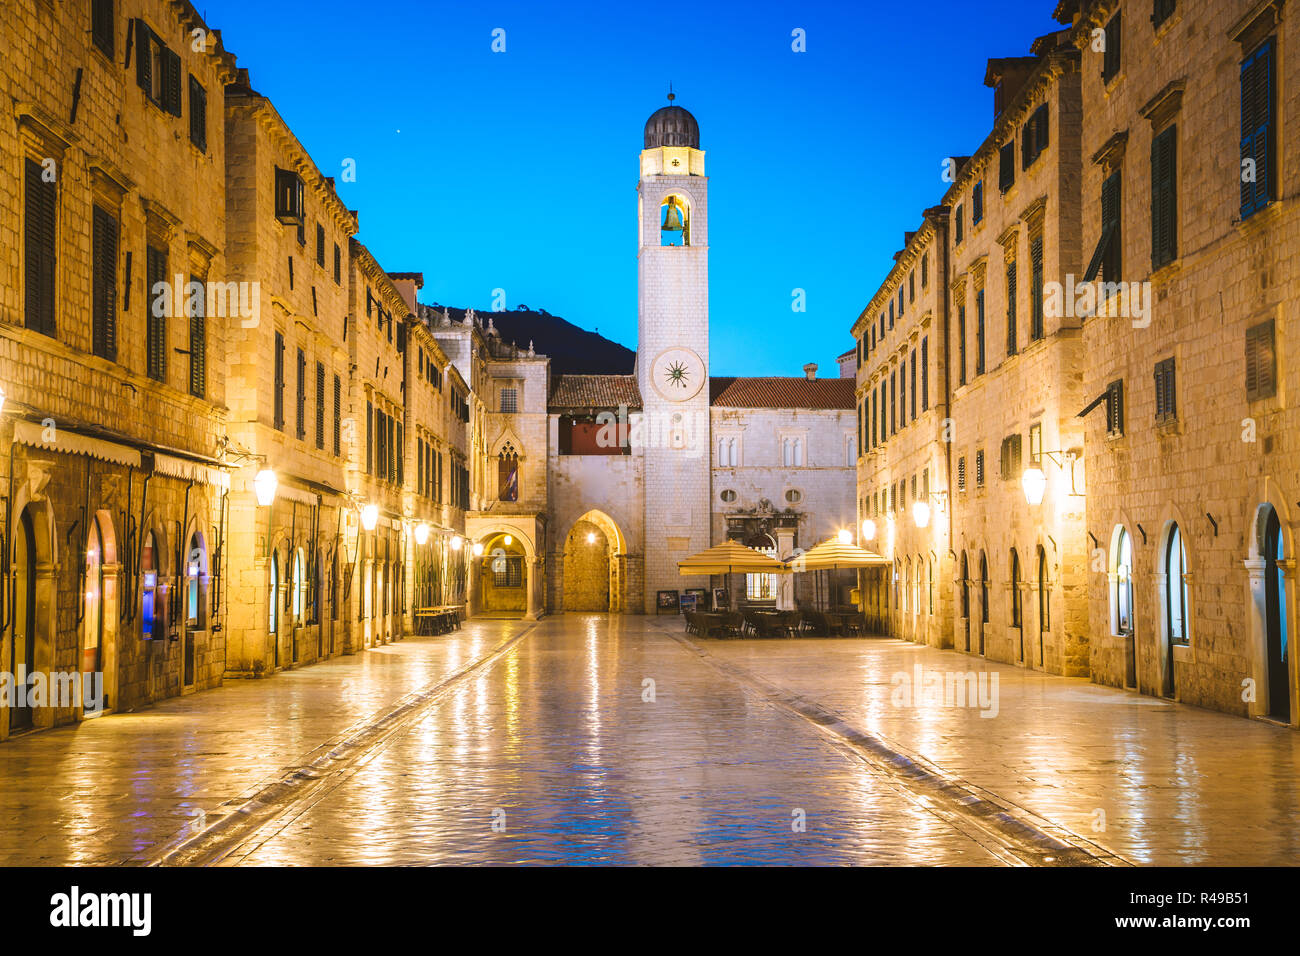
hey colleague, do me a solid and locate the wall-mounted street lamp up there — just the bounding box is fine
[414,522,430,546]
[1022,449,1080,506]
[587,532,597,544]
[472,541,485,557]
[861,518,877,542]
[361,504,379,532]
[0,386,7,416]
[451,535,463,551]
[912,501,931,529]
[837,528,854,545]
[254,468,278,507]
[503,534,513,547]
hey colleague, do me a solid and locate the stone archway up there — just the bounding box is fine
[4,495,57,737]
[561,511,626,613]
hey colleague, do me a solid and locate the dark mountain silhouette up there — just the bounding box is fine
[423,305,635,375]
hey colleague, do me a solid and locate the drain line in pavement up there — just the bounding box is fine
[665,629,1131,868]
[138,624,537,867]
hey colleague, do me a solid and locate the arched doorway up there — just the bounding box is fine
[1036,545,1049,668]
[745,532,779,605]
[82,511,118,712]
[563,511,624,612]
[479,531,528,616]
[1010,549,1023,663]
[184,530,205,689]
[10,508,37,731]
[1111,525,1136,688]
[960,551,970,652]
[978,551,989,656]
[269,548,281,667]
[1264,507,1289,721]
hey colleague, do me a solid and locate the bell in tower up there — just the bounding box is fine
[660,195,689,246]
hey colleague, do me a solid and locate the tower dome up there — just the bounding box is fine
[644,99,699,149]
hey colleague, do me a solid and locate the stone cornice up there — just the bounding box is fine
[997,222,1022,260]
[1229,0,1286,49]
[1090,129,1128,170]
[1020,195,1048,232]
[1139,79,1186,129]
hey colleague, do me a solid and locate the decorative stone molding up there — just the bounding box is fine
[1090,129,1129,171]
[1230,0,1285,50]
[1139,79,1186,130]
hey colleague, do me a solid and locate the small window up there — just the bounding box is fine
[975,449,985,488]
[500,387,518,414]
[785,489,802,504]
[1246,320,1277,401]
[972,181,984,225]
[957,456,967,493]
[1166,524,1190,646]
[1241,39,1276,219]
[1102,12,1122,83]
[188,76,207,151]
[720,489,737,503]
[316,223,326,267]
[1153,0,1176,28]
[141,532,158,639]
[999,140,1016,192]
[275,167,305,225]
[333,243,342,284]
[999,434,1022,481]
[494,556,524,589]
[1106,380,1125,437]
[1114,527,1134,636]
[1154,357,1177,422]
[955,204,964,244]
[92,0,115,58]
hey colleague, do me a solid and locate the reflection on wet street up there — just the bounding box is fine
[2,614,1299,865]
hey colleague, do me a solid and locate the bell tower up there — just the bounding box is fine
[637,95,711,610]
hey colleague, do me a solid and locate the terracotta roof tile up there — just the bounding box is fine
[549,374,642,409]
[709,377,855,410]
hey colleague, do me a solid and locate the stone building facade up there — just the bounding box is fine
[853,208,956,644]
[854,0,1300,728]
[1067,0,1300,721]
[0,0,237,739]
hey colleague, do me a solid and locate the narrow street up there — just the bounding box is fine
[1,617,1296,866]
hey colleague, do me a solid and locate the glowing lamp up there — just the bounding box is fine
[1022,467,1047,506]
[414,523,430,545]
[0,386,7,416]
[253,469,278,507]
[450,535,463,551]
[861,519,877,542]
[503,534,513,547]
[361,504,379,531]
[587,532,597,544]
[472,541,485,557]
[837,529,853,545]
[913,501,931,529]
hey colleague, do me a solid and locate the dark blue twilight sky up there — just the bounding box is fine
[208,0,1060,376]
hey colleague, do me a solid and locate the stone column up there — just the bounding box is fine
[525,556,544,620]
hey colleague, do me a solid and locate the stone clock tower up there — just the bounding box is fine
[637,97,712,609]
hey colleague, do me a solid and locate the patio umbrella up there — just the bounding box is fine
[787,538,891,611]
[678,539,787,610]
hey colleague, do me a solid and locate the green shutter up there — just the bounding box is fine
[24,158,57,337]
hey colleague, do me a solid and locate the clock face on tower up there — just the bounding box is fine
[651,346,706,402]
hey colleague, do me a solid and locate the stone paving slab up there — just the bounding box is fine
[0,622,530,865]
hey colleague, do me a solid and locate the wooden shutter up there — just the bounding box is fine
[316,224,325,266]
[921,337,929,410]
[162,46,182,116]
[135,19,152,93]
[188,291,205,398]
[146,245,167,380]
[365,400,373,472]
[92,0,115,57]
[1151,125,1177,268]
[1006,262,1018,355]
[1103,14,1121,81]
[1241,41,1274,217]
[999,141,1015,191]
[1030,238,1044,339]
[189,76,207,151]
[396,423,404,486]
[316,362,326,449]
[92,206,118,360]
[333,374,342,456]
[1106,381,1125,436]
[24,158,57,337]
[957,457,966,492]
[296,348,306,438]
[1246,320,1277,400]
[1035,103,1049,154]
[274,332,285,430]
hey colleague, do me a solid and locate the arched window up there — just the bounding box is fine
[913,555,921,614]
[980,553,990,624]
[1166,524,1190,645]
[291,548,306,623]
[1037,546,1049,632]
[960,552,970,618]
[1114,527,1134,636]
[1010,549,1022,628]
[84,515,106,674]
[660,194,690,246]
[186,532,204,627]
[141,531,159,640]
[928,557,934,615]
[269,550,280,633]
[498,442,519,502]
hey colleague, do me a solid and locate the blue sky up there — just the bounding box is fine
[209,0,1061,376]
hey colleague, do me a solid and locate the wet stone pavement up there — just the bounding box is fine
[1,614,1297,866]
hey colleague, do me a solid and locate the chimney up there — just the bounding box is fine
[803,363,818,381]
